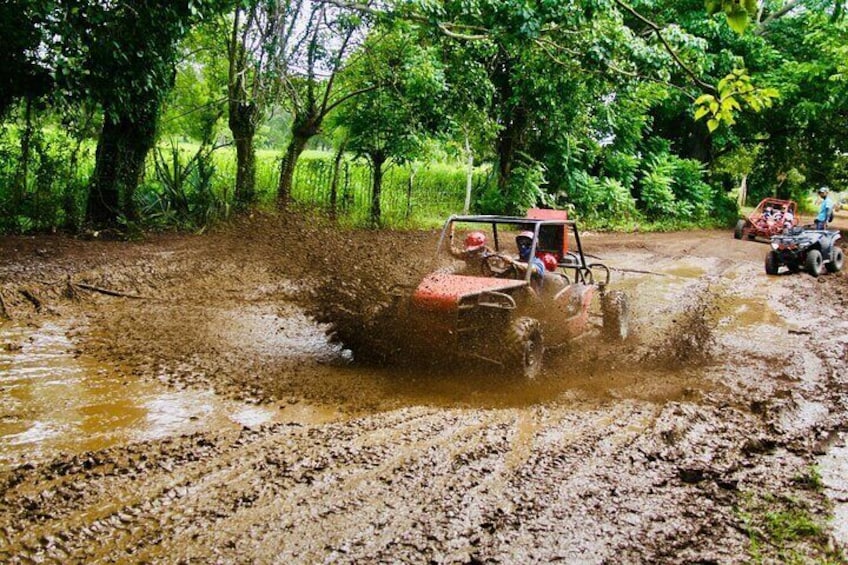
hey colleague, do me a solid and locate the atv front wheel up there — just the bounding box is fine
[765,250,780,275]
[826,247,844,273]
[602,290,630,341]
[734,219,745,240]
[504,317,544,379]
[806,249,823,277]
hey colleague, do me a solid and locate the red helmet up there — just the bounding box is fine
[541,253,558,272]
[464,231,487,252]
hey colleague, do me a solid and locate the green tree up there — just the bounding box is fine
[334,29,447,226]
[225,0,290,208]
[274,2,375,207]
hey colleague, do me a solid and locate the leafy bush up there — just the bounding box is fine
[0,122,91,233]
[670,157,714,220]
[137,139,227,230]
[477,156,547,216]
[639,154,678,220]
[601,150,640,189]
[563,170,638,225]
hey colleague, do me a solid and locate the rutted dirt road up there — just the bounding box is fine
[1,212,847,563]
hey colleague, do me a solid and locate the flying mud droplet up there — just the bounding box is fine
[647,286,717,368]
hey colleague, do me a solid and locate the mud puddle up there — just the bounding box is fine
[0,320,337,471]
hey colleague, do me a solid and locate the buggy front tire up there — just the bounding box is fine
[826,247,844,273]
[734,219,745,240]
[806,249,823,277]
[765,250,780,275]
[602,290,630,341]
[504,317,544,379]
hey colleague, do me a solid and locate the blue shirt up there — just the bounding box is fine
[817,196,833,223]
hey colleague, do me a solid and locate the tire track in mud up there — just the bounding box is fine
[2,401,676,564]
[154,409,516,562]
[2,408,441,562]
[177,403,669,563]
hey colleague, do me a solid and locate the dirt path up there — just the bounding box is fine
[1,214,847,563]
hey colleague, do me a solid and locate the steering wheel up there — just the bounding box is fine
[482,253,517,277]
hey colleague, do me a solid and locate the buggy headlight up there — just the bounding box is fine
[771,242,779,250]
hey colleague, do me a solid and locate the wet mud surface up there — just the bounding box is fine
[1,212,847,563]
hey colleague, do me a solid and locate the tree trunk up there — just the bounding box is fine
[229,102,257,208]
[738,173,748,208]
[495,113,525,198]
[369,152,386,227]
[406,167,416,220]
[490,47,528,201]
[87,110,156,226]
[277,132,310,208]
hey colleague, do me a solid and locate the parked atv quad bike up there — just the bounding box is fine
[366,209,630,378]
[765,227,844,277]
[735,197,798,241]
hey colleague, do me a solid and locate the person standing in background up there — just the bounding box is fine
[815,186,834,230]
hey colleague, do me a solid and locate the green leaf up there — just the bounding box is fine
[721,97,741,112]
[694,106,710,120]
[707,118,720,132]
[694,94,715,105]
[726,12,748,33]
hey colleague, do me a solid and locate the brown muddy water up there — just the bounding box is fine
[0,320,339,471]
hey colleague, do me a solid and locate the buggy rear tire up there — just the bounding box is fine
[503,317,544,379]
[734,219,745,240]
[765,250,780,275]
[602,290,630,341]
[826,247,844,273]
[806,249,823,277]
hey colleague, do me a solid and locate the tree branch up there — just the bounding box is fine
[755,0,805,35]
[613,0,716,93]
[324,84,380,115]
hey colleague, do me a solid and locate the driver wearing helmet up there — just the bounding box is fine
[514,231,546,293]
[815,186,834,230]
[449,229,492,274]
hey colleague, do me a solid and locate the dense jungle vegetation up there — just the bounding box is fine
[0,1,846,233]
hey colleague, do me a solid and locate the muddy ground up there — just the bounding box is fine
[1,211,847,563]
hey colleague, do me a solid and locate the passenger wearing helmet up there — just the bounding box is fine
[540,253,559,273]
[514,231,546,293]
[815,186,834,230]
[782,210,795,231]
[449,228,492,274]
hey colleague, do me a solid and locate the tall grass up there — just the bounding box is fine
[211,148,488,228]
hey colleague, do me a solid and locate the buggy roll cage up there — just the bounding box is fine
[436,214,610,287]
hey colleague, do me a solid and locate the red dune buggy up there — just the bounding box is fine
[373,209,630,378]
[734,198,798,240]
